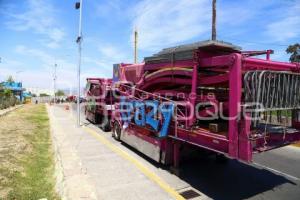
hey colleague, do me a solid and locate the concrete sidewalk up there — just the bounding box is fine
[48,104,180,200]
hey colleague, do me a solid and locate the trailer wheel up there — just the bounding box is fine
[112,122,121,141]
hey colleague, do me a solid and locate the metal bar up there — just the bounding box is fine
[228,53,242,159]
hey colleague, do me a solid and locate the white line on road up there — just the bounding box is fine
[253,162,300,181]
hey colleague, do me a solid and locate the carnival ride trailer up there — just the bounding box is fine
[109,40,300,167]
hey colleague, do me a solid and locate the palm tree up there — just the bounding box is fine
[286,43,300,63]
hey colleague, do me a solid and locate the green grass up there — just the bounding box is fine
[0,104,59,200]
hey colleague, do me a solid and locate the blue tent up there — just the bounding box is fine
[0,82,25,101]
[23,92,32,98]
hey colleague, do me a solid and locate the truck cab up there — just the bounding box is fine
[85,78,114,131]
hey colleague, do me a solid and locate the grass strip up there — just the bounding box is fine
[0,104,59,200]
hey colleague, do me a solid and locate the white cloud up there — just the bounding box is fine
[0,58,24,68]
[95,0,122,18]
[266,1,300,42]
[13,45,78,89]
[12,43,126,89]
[83,57,109,69]
[15,45,53,64]
[267,17,300,42]
[98,44,129,61]
[83,57,101,65]
[133,0,211,51]
[81,43,132,79]
[218,0,275,27]
[0,59,53,89]
[80,41,134,81]
[3,0,65,48]
[0,58,27,82]
[132,0,300,54]
[220,0,300,43]
[82,56,113,79]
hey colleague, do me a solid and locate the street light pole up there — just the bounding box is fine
[53,63,57,103]
[76,0,83,127]
[52,54,70,102]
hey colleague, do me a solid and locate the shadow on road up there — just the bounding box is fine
[178,154,295,200]
[121,142,295,200]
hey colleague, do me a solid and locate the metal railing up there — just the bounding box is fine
[118,83,191,136]
[244,70,300,126]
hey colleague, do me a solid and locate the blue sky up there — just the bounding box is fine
[0,0,299,90]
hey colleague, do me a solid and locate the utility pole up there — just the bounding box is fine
[53,63,57,103]
[212,0,217,41]
[75,0,83,127]
[134,28,138,63]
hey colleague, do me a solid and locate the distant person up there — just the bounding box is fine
[35,100,38,104]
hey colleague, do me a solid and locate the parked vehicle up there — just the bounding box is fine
[85,78,114,131]
[66,95,76,102]
[75,96,86,104]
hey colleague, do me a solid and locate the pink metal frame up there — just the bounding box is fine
[85,78,114,120]
[111,50,300,163]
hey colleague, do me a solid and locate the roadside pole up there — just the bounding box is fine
[134,28,138,64]
[76,0,83,127]
[53,63,57,104]
[212,0,217,41]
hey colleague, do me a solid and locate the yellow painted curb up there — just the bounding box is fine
[292,143,300,148]
[83,126,185,200]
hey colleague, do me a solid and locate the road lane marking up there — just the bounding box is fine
[253,162,300,181]
[83,126,185,200]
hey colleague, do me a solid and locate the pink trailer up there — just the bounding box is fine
[110,40,300,167]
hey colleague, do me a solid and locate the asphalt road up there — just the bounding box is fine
[69,103,300,200]
[178,147,300,200]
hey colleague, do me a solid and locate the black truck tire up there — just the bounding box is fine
[112,122,121,141]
